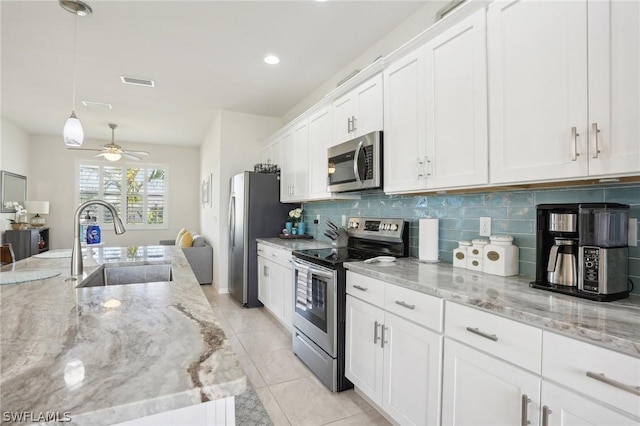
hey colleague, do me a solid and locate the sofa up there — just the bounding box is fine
[159,235,213,285]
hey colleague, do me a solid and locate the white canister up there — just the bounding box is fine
[467,238,489,272]
[453,240,472,268]
[483,235,519,276]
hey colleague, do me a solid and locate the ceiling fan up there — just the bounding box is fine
[72,123,150,161]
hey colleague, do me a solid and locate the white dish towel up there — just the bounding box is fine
[296,264,309,311]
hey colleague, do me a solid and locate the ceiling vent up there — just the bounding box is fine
[120,76,155,87]
[82,100,112,109]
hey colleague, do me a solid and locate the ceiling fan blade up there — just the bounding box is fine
[68,148,104,152]
[94,153,107,158]
[122,153,142,161]
[123,150,149,156]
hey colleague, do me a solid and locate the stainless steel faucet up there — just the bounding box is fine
[71,200,126,276]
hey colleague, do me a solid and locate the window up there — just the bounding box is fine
[76,161,168,229]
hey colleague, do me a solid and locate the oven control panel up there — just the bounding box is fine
[347,217,405,239]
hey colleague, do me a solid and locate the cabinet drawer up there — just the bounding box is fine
[346,271,385,307]
[384,285,443,333]
[445,302,542,374]
[257,244,291,268]
[542,331,640,418]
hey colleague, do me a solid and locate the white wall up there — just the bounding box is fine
[200,110,281,292]
[282,1,442,124]
[29,135,200,249]
[0,118,30,239]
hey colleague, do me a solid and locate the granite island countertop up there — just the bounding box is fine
[0,246,246,425]
[345,258,640,358]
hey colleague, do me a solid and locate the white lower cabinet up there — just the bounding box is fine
[345,287,442,426]
[441,338,541,426]
[257,244,293,330]
[541,381,638,426]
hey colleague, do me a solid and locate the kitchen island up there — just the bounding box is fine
[0,245,246,425]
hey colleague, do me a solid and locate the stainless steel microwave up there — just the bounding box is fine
[327,131,382,193]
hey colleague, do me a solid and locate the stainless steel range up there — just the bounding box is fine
[291,217,409,392]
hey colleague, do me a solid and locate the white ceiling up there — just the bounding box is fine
[1,0,429,148]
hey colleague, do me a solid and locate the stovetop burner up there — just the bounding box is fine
[293,247,381,267]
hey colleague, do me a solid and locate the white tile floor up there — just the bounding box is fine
[200,286,391,426]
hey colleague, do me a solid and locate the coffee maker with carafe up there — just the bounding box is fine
[530,203,630,302]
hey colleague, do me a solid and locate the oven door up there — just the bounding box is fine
[327,131,381,193]
[291,258,337,357]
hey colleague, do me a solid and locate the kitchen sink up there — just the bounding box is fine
[77,262,172,287]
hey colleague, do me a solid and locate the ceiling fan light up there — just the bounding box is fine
[63,111,84,147]
[103,152,122,162]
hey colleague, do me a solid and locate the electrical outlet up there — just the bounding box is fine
[479,217,491,237]
[629,218,638,247]
[341,215,347,226]
[314,214,320,224]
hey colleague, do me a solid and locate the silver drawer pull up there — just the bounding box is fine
[586,371,640,396]
[521,394,531,426]
[373,320,380,344]
[542,406,552,426]
[395,300,415,310]
[353,285,368,292]
[466,326,498,342]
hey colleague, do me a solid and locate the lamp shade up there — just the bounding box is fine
[63,111,84,147]
[25,201,49,215]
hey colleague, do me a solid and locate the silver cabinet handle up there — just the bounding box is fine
[373,320,380,344]
[347,117,353,133]
[521,394,531,426]
[395,300,415,310]
[466,326,498,342]
[591,122,601,159]
[264,265,269,277]
[571,126,579,161]
[542,406,552,426]
[352,284,368,292]
[271,252,277,257]
[417,157,427,179]
[351,116,357,132]
[586,371,640,396]
[381,325,388,348]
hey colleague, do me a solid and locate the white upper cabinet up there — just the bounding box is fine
[332,74,383,145]
[587,0,640,177]
[281,119,309,202]
[261,136,282,171]
[384,8,488,193]
[488,0,640,184]
[307,104,333,200]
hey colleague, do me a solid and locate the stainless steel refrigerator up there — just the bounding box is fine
[228,171,296,307]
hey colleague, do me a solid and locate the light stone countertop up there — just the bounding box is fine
[345,258,640,358]
[256,237,332,251]
[0,246,246,426]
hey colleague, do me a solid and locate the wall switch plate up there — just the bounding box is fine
[629,218,638,247]
[479,217,491,237]
[341,215,347,226]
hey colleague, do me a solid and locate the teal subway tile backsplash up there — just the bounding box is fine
[303,182,640,294]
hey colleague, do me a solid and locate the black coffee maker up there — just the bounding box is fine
[530,203,630,302]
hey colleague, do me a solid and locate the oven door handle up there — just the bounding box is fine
[353,140,364,187]
[291,259,335,279]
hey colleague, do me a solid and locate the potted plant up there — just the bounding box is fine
[5,202,28,230]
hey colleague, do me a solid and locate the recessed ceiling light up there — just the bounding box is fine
[264,55,280,65]
[120,76,155,87]
[82,100,112,110]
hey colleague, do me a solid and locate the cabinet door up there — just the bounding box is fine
[541,381,639,426]
[291,119,309,201]
[345,295,384,405]
[333,92,355,144]
[587,0,640,176]
[308,105,333,200]
[268,262,285,320]
[257,257,269,305]
[442,338,541,426]
[488,0,588,184]
[280,129,295,202]
[281,265,293,330]
[425,9,488,189]
[382,313,442,426]
[383,46,427,193]
[353,73,383,137]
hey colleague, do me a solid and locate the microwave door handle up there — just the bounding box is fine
[353,140,364,186]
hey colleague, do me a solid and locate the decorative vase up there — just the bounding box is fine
[285,222,293,232]
[297,222,305,235]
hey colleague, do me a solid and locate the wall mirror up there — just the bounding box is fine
[1,171,27,213]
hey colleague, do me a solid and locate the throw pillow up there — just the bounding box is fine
[175,228,187,245]
[178,231,193,248]
[191,234,206,247]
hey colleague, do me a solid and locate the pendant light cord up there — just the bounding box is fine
[71,12,78,110]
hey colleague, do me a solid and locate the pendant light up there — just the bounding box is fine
[60,0,92,147]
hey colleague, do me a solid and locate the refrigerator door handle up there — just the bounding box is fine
[228,194,236,250]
